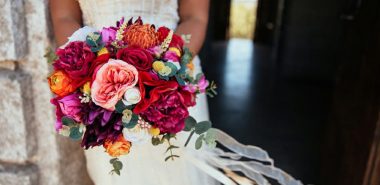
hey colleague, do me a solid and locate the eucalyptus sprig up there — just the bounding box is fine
[206,81,218,98]
[184,116,216,149]
[109,158,123,175]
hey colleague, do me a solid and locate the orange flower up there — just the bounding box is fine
[187,59,195,72]
[48,70,76,97]
[123,23,158,49]
[103,135,131,157]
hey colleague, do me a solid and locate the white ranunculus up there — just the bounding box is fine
[123,125,151,145]
[60,26,97,48]
[123,87,141,106]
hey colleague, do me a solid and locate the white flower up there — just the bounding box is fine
[123,124,151,145]
[123,87,141,106]
[60,26,97,48]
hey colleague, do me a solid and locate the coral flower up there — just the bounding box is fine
[103,135,131,157]
[123,23,158,49]
[91,59,138,111]
[48,70,76,97]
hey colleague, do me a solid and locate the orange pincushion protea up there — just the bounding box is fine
[103,135,131,157]
[123,23,159,49]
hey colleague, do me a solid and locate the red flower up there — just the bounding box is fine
[54,41,96,85]
[134,72,195,133]
[141,91,189,134]
[157,26,185,49]
[116,47,153,71]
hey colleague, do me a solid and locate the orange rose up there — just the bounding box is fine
[48,70,76,97]
[103,135,131,157]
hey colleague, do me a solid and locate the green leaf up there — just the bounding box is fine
[113,170,120,176]
[165,62,178,77]
[44,48,58,64]
[62,116,76,126]
[165,145,179,153]
[115,100,127,113]
[195,73,204,83]
[175,75,186,86]
[69,127,82,140]
[184,116,197,131]
[110,158,118,164]
[204,129,217,148]
[123,113,139,128]
[152,137,161,146]
[112,161,123,171]
[194,121,212,134]
[195,134,204,150]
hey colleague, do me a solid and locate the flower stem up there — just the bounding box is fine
[184,130,195,147]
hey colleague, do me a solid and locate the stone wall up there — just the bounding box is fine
[0,0,92,184]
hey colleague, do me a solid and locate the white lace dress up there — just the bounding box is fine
[78,0,215,185]
[78,1,304,185]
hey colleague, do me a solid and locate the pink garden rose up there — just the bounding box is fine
[91,59,138,111]
[51,92,83,131]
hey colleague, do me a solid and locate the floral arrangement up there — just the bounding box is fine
[46,17,217,175]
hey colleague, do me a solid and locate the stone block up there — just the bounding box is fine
[0,172,33,185]
[0,77,28,163]
[0,0,27,62]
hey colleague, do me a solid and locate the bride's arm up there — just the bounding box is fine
[49,0,83,46]
[176,0,210,55]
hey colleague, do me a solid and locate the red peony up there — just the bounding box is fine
[134,72,195,133]
[116,47,153,71]
[141,91,189,134]
[54,41,96,85]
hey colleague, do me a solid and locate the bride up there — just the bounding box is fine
[50,0,303,185]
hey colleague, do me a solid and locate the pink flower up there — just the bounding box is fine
[91,59,138,111]
[141,91,189,134]
[51,92,83,131]
[184,75,209,93]
[101,27,117,43]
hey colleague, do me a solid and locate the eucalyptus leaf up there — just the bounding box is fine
[61,116,75,126]
[152,137,161,146]
[110,158,118,164]
[123,114,139,129]
[165,156,172,162]
[175,75,186,86]
[115,100,127,113]
[113,161,123,171]
[194,121,212,134]
[113,170,120,176]
[184,116,197,131]
[69,127,82,140]
[195,134,204,150]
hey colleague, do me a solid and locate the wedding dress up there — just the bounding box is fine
[78,1,303,185]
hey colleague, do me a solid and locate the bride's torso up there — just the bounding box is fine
[78,0,180,30]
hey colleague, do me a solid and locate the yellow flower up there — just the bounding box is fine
[81,81,91,95]
[168,47,181,57]
[149,127,160,136]
[97,47,109,56]
[152,61,165,72]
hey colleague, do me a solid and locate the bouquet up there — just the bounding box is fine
[46,17,217,175]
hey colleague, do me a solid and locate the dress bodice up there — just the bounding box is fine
[78,0,180,30]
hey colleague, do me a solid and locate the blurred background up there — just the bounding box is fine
[0,0,379,185]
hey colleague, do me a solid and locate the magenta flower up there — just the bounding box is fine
[101,27,117,43]
[184,75,209,93]
[141,91,189,134]
[51,92,83,131]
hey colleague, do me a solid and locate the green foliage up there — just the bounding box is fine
[206,81,218,98]
[86,32,104,52]
[184,116,197,131]
[175,75,186,86]
[115,100,128,113]
[69,126,82,140]
[61,116,75,127]
[122,113,139,129]
[194,121,212,134]
[109,158,123,176]
[195,134,204,150]
[44,48,58,64]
